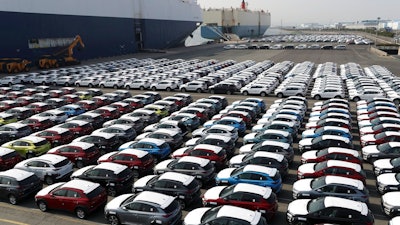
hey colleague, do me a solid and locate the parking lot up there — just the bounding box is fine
[0,40,399,225]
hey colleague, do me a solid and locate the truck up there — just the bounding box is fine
[38,35,85,69]
[0,58,32,73]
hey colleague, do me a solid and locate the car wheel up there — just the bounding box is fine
[210,89,215,94]
[260,92,267,97]
[108,215,120,225]
[353,97,361,102]
[151,87,156,91]
[8,194,17,205]
[113,85,118,89]
[88,83,93,88]
[181,88,186,92]
[100,84,105,88]
[37,201,48,212]
[196,88,202,93]
[314,95,321,100]
[243,91,248,96]
[75,160,84,169]
[178,200,186,209]
[76,83,80,87]
[42,81,46,85]
[140,86,145,90]
[125,85,131,90]
[26,153,34,159]
[226,90,232,95]
[108,187,117,197]
[277,93,283,98]
[334,95,342,99]
[166,87,171,92]
[75,207,87,219]
[65,83,69,87]
[45,176,54,185]
[132,170,140,178]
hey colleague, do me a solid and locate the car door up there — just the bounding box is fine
[0,177,11,199]
[49,188,69,210]
[118,202,142,224]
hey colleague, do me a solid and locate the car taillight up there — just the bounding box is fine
[163,212,173,218]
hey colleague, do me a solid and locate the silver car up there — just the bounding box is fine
[104,191,182,225]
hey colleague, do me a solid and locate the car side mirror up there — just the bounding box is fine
[122,206,127,211]
[317,189,322,192]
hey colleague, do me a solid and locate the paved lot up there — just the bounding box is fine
[0,43,398,225]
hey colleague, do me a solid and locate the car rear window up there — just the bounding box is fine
[186,179,199,190]
[271,172,281,181]
[203,162,213,170]
[2,151,18,160]
[116,168,132,179]
[141,154,152,162]
[54,159,70,168]
[86,185,104,199]
[85,146,98,153]
[18,174,40,186]
[35,140,49,146]
[163,199,179,213]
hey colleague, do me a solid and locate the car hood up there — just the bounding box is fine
[377,173,399,185]
[217,168,235,179]
[298,163,316,174]
[301,151,318,160]
[302,130,316,138]
[358,120,372,128]
[307,116,320,122]
[382,192,400,207]
[239,144,255,154]
[374,158,393,169]
[362,145,379,155]
[154,159,174,171]
[97,152,116,162]
[184,207,211,225]
[360,134,375,142]
[105,194,133,211]
[36,183,63,197]
[305,122,317,128]
[229,154,246,165]
[287,199,311,216]
[309,111,321,117]
[243,133,257,142]
[70,165,93,178]
[203,120,215,128]
[251,124,265,133]
[293,179,313,192]
[172,147,190,158]
[134,175,156,188]
[191,128,205,137]
[359,126,373,135]
[185,138,200,147]
[203,186,226,200]
[299,138,312,147]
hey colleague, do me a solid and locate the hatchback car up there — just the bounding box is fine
[19,117,54,131]
[73,133,120,155]
[133,172,201,209]
[286,196,374,225]
[70,162,134,196]
[301,147,362,164]
[0,123,32,139]
[202,183,278,219]
[56,120,94,137]
[32,109,68,124]
[0,168,42,205]
[0,147,23,171]
[104,191,182,225]
[2,136,51,158]
[33,127,75,146]
[14,154,73,184]
[35,179,107,219]
[376,173,400,194]
[373,157,400,176]
[47,142,100,168]
[185,134,235,156]
[299,135,353,153]
[67,112,105,129]
[172,144,228,169]
[93,124,137,143]
[58,104,85,117]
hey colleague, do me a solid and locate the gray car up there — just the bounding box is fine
[104,191,182,225]
[292,175,369,203]
[92,124,137,142]
[103,117,145,133]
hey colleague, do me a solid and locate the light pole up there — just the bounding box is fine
[375,17,380,46]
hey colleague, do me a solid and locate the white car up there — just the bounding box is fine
[32,109,68,124]
[0,76,22,86]
[151,80,178,91]
[311,88,345,100]
[240,84,274,97]
[179,81,207,93]
[14,154,73,185]
[382,192,400,217]
[74,77,100,87]
[124,79,150,90]
[99,78,124,89]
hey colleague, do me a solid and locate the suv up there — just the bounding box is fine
[151,80,178,91]
[0,123,32,139]
[133,171,201,209]
[2,136,51,158]
[180,81,207,93]
[0,168,42,205]
[209,83,238,95]
[47,142,100,168]
[73,133,120,155]
[70,162,134,196]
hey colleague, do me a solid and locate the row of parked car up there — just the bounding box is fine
[223,43,347,50]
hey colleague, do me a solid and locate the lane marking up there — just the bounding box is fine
[0,219,29,225]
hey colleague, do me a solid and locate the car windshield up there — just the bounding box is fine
[310,177,326,189]
[201,207,220,223]
[307,198,325,213]
[378,143,392,153]
[391,158,400,167]
[220,185,235,197]
[35,140,48,146]
[395,173,400,182]
[311,136,323,144]
[232,167,244,176]
[86,185,104,200]
[375,132,388,140]
[314,161,328,171]
[316,149,329,157]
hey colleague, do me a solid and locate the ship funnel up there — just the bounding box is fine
[241,0,246,10]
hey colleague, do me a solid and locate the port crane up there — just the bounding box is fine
[38,35,85,69]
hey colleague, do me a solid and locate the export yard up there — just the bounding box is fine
[0,39,399,225]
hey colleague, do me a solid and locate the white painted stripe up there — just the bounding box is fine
[0,0,202,22]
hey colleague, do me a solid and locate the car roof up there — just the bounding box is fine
[66,120,90,125]
[204,134,231,142]
[0,147,15,156]
[253,151,284,161]
[326,160,362,171]
[216,205,261,224]
[119,149,148,158]
[324,196,368,216]
[324,176,364,190]
[243,165,277,176]
[262,129,290,136]
[4,123,29,129]
[154,129,180,135]
[107,124,132,131]
[194,144,223,153]
[158,172,195,186]
[320,135,350,142]
[220,116,243,123]
[233,183,272,199]
[134,191,175,209]
[209,124,235,132]
[91,132,115,139]
[325,147,359,156]
[178,156,210,167]
[139,138,166,146]
[20,136,46,143]
[0,168,34,181]
[61,179,100,194]
[46,127,70,134]
[95,162,127,174]
[35,154,66,164]
[261,140,290,148]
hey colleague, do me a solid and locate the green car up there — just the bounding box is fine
[2,136,51,158]
[144,104,169,118]
[0,112,18,125]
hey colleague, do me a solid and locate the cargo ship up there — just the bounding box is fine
[201,0,271,40]
[0,0,202,60]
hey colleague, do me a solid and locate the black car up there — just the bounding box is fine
[94,125,137,143]
[104,117,145,133]
[0,123,32,139]
[5,107,35,120]
[229,152,289,176]
[299,135,353,153]
[0,168,42,204]
[70,162,134,196]
[132,171,201,209]
[68,112,105,129]
[209,83,239,95]
[73,133,120,155]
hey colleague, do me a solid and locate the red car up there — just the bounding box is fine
[6,91,24,100]
[16,96,36,106]
[60,87,76,95]
[92,96,111,107]
[122,98,144,110]
[297,160,366,183]
[202,183,278,220]
[172,144,227,169]
[109,102,132,114]
[47,142,100,168]
[0,100,18,111]
[357,111,400,121]
[22,88,38,96]
[0,87,11,95]
[300,147,362,164]
[34,179,107,219]
[25,102,52,114]
[33,127,75,146]
[163,96,185,109]
[76,100,97,111]
[0,147,23,171]
[97,149,154,178]
[48,90,63,98]
[20,117,55,131]
[62,94,80,104]
[360,131,400,147]
[56,120,94,137]
[92,106,120,120]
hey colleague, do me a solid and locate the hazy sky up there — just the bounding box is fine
[197,0,400,26]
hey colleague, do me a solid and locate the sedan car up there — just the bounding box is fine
[104,191,182,225]
[362,142,400,163]
[0,123,32,140]
[215,165,282,193]
[202,183,278,219]
[373,157,400,176]
[243,129,293,145]
[192,125,239,142]
[32,127,75,146]
[292,175,368,202]
[35,179,107,219]
[360,131,400,147]
[286,196,374,225]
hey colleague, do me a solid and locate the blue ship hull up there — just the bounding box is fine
[0,11,198,60]
[201,25,269,40]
